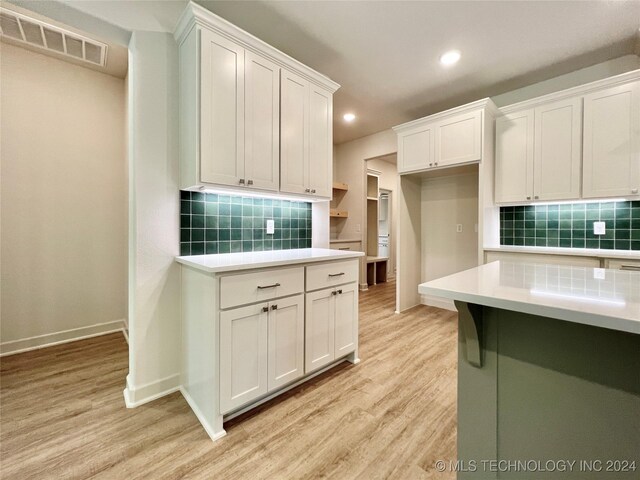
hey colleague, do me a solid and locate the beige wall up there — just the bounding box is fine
[367,156,398,273]
[421,172,479,283]
[0,44,127,352]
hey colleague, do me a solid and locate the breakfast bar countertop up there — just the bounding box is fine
[418,260,640,334]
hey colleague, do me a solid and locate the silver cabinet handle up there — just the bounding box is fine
[429,163,433,167]
[257,283,281,289]
[328,272,345,277]
[247,179,253,185]
[534,195,539,199]
[620,265,640,271]
[331,290,338,296]
[338,247,350,251]
[337,289,343,295]
[262,306,268,313]
[526,196,531,200]
[305,188,311,193]
[239,178,245,184]
[311,189,316,193]
[434,162,438,166]
[271,304,278,310]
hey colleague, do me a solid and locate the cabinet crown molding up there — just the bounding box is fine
[174,1,340,93]
[392,97,498,133]
[498,68,640,115]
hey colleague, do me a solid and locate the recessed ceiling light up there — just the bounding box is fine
[440,50,461,66]
[343,113,356,122]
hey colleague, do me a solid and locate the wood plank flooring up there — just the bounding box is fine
[0,279,458,479]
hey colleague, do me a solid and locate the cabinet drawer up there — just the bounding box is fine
[220,267,304,309]
[306,260,358,292]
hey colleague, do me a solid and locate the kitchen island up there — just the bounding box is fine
[419,261,640,479]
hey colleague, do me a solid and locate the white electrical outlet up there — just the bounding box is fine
[266,219,275,234]
[456,224,463,233]
[593,268,606,280]
[593,221,605,235]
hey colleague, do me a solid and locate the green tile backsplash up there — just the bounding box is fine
[180,191,312,255]
[500,201,640,251]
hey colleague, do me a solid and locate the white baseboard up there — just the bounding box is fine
[0,319,127,356]
[180,387,227,442]
[421,294,456,311]
[123,373,181,408]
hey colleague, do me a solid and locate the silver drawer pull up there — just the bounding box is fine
[338,247,350,251]
[620,265,640,271]
[328,272,345,277]
[257,283,281,289]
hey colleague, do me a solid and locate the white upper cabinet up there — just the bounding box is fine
[436,109,482,167]
[496,99,581,204]
[280,69,333,198]
[244,50,280,192]
[583,81,640,199]
[307,85,333,198]
[495,74,640,204]
[199,28,245,187]
[533,98,582,201]
[394,99,496,174]
[397,125,434,173]
[280,69,309,196]
[175,3,339,197]
[495,110,534,204]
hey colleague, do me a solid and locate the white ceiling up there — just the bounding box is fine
[57,0,640,143]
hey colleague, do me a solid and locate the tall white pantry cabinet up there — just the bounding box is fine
[175,2,338,197]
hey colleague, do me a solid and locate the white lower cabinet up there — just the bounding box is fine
[220,294,304,414]
[220,303,269,414]
[305,288,335,372]
[334,282,358,357]
[218,258,360,415]
[267,294,305,391]
[305,282,358,374]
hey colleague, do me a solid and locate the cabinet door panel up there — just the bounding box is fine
[305,289,335,373]
[583,82,640,199]
[280,69,309,195]
[495,110,534,203]
[244,51,280,192]
[334,283,358,357]
[220,304,268,414]
[534,98,582,201]
[308,85,332,197]
[398,127,434,173]
[200,29,245,186]
[268,294,304,391]
[436,110,482,166]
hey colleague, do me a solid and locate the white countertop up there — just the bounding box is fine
[419,261,640,334]
[485,245,640,260]
[176,248,364,273]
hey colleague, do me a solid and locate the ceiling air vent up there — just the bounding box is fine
[0,8,108,67]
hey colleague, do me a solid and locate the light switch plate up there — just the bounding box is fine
[266,219,275,235]
[456,224,463,233]
[593,221,605,235]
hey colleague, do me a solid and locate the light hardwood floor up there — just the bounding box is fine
[0,280,458,479]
